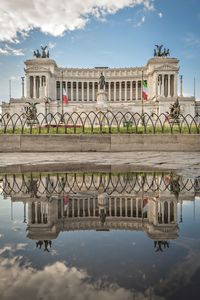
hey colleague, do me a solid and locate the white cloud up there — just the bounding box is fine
[136,16,146,27]
[0,0,155,43]
[0,44,24,56]
[158,12,163,18]
[48,42,56,49]
[0,248,150,300]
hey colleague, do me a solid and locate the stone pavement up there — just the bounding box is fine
[0,152,199,177]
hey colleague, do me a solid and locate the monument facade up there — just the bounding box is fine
[1,45,197,117]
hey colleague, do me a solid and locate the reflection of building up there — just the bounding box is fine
[26,193,179,243]
[1,48,197,116]
[1,172,199,246]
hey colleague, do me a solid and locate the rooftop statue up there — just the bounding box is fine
[99,72,106,90]
[154,45,170,57]
[33,45,49,58]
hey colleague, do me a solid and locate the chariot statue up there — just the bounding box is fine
[33,45,49,58]
[154,45,170,57]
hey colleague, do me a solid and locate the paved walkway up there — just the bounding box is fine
[0,152,199,177]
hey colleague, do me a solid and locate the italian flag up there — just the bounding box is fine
[63,88,68,104]
[142,80,148,101]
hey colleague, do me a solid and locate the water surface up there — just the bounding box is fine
[0,171,199,300]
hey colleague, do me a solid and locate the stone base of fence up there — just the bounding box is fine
[0,134,199,152]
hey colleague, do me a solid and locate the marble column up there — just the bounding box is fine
[119,81,122,101]
[136,81,138,100]
[114,82,116,101]
[33,76,36,98]
[109,82,111,101]
[76,81,79,101]
[161,75,164,97]
[38,76,41,98]
[130,81,133,101]
[27,76,30,98]
[136,198,138,217]
[93,198,96,217]
[92,82,95,101]
[174,74,178,97]
[168,75,170,97]
[45,76,49,99]
[125,198,127,217]
[131,198,133,217]
[87,82,89,102]
[162,202,164,223]
[65,81,68,98]
[82,82,84,101]
[60,80,62,101]
[168,202,170,223]
[71,81,74,101]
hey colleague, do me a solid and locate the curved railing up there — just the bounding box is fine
[1,172,199,196]
[0,112,199,134]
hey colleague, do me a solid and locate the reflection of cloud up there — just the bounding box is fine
[0,259,136,300]
[0,246,154,300]
[12,226,21,232]
[0,0,155,43]
[0,244,27,256]
[0,233,4,238]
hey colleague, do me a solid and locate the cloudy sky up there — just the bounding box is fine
[0,0,200,101]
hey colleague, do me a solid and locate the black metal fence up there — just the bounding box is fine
[0,111,199,134]
[1,172,199,196]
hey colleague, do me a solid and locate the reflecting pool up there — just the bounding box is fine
[0,171,200,300]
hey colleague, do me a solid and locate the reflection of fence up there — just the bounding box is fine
[1,172,199,196]
[0,112,199,134]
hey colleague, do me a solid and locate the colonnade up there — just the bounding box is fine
[63,196,145,218]
[29,75,47,99]
[157,201,177,224]
[31,201,48,224]
[156,74,177,97]
[56,80,144,102]
[29,197,177,226]
[27,74,178,101]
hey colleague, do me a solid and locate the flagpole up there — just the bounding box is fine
[194,77,196,98]
[61,70,64,116]
[141,70,144,125]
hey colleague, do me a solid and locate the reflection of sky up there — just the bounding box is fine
[0,195,200,299]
